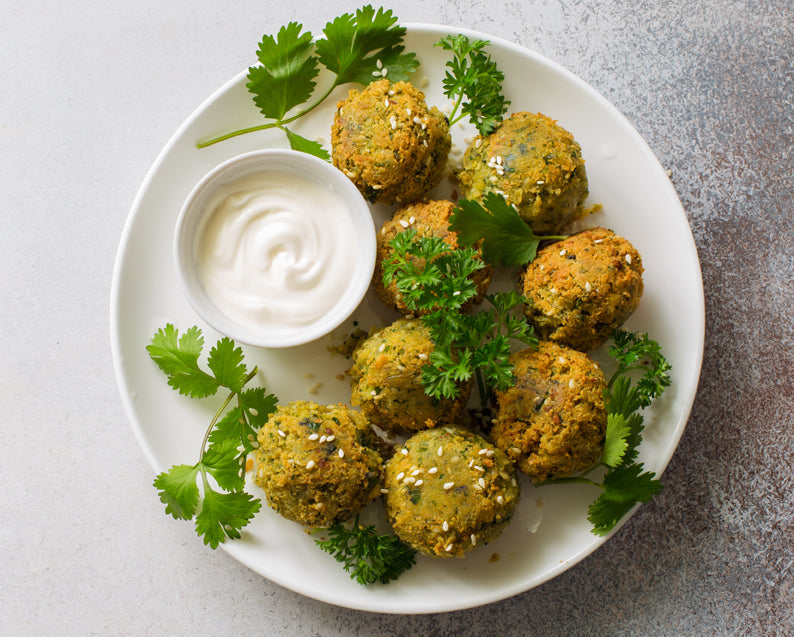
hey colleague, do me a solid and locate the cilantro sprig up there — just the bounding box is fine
[383,229,537,405]
[197,6,418,156]
[547,330,672,536]
[314,514,417,585]
[450,192,567,266]
[147,325,278,548]
[435,34,510,136]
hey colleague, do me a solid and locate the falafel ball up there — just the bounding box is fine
[331,79,451,205]
[373,199,492,315]
[490,341,607,483]
[254,401,384,527]
[521,227,644,352]
[457,112,589,234]
[349,318,471,435]
[383,426,520,558]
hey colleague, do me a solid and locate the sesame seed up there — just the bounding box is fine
[326,435,335,442]
[445,543,454,552]
[249,408,259,416]
[399,219,409,228]
[376,59,383,69]
[478,477,486,488]
[468,459,475,468]
[384,98,389,107]
[486,450,494,458]
[558,356,567,364]
[411,469,422,476]
[415,479,424,486]
[559,249,567,256]
[404,476,416,484]
[594,238,604,244]
[625,253,632,264]
[380,488,389,494]
[443,482,455,490]
[409,216,416,224]
[437,446,444,457]
[306,460,316,470]
[308,433,319,440]
[401,448,409,456]
[452,290,461,296]
[428,467,438,474]
[471,534,477,546]
[569,379,576,389]
[474,465,484,472]
[536,180,545,185]
[475,138,482,148]
[370,390,377,397]
[418,353,428,360]
[390,115,397,129]
[406,108,411,116]
[478,448,488,456]
[396,472,405,481]
[338,448,345,458]
[413,116,421,124]
[277,429,286,438]
[378,342,386,352]
[372,70,381,77]
[442,520,449,531]
[496,495,505,505]
[388,89,395,95]
[585,281,592,292]
[381,67,388,77]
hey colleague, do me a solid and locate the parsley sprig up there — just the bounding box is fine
[435,34,510,136]
[147,325,278,548]
[548,330,672,535]
[314,514,417,585]
[197,6,418,156]
[383,229,537,405]
[450,193,567,266]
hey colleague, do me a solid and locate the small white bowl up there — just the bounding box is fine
[174,149,376,348]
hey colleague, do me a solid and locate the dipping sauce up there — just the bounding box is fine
[194,169,357,334]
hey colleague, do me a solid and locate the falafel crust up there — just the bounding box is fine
[383,426,520,558]
[331,79,451,204]
[457,111,589,233]
[521,227,644,352]
[349,318,471,435]
[254,401,383,527]
[373,199,492,315]
[490,341,607,483]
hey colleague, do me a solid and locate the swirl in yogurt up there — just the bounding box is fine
[195,170,356,335]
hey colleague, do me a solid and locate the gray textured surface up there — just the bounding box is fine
[1,0,792,634]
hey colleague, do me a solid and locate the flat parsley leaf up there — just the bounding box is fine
[315,6,417,85]
[247,22,319,121]
[147,324,219,398]
[149,325,269,548]
[449,193,567,266]
[199,6,417,151]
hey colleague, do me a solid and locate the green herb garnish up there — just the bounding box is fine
[548,329,672,536]
[197,6,418,155]
[147,325,277,548]
[450,193,567,266]
[314,514,417,585]
[435,34,510,136]
[383,229,537,405]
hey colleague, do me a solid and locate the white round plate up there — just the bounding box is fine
[110,24,704,614]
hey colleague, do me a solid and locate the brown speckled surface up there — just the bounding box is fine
[1,0,791,634]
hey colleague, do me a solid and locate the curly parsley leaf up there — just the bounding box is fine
[315,514,417,585]
[383,231,537,405]
[435,34,509,135]
[449,193,567,266]
[149,325,274,548]
[198,6,417,150]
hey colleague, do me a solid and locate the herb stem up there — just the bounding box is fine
[199,367,258,457]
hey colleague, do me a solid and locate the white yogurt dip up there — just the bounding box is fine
[194,169,356,334]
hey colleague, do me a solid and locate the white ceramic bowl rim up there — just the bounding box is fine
[173,149,376,348]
